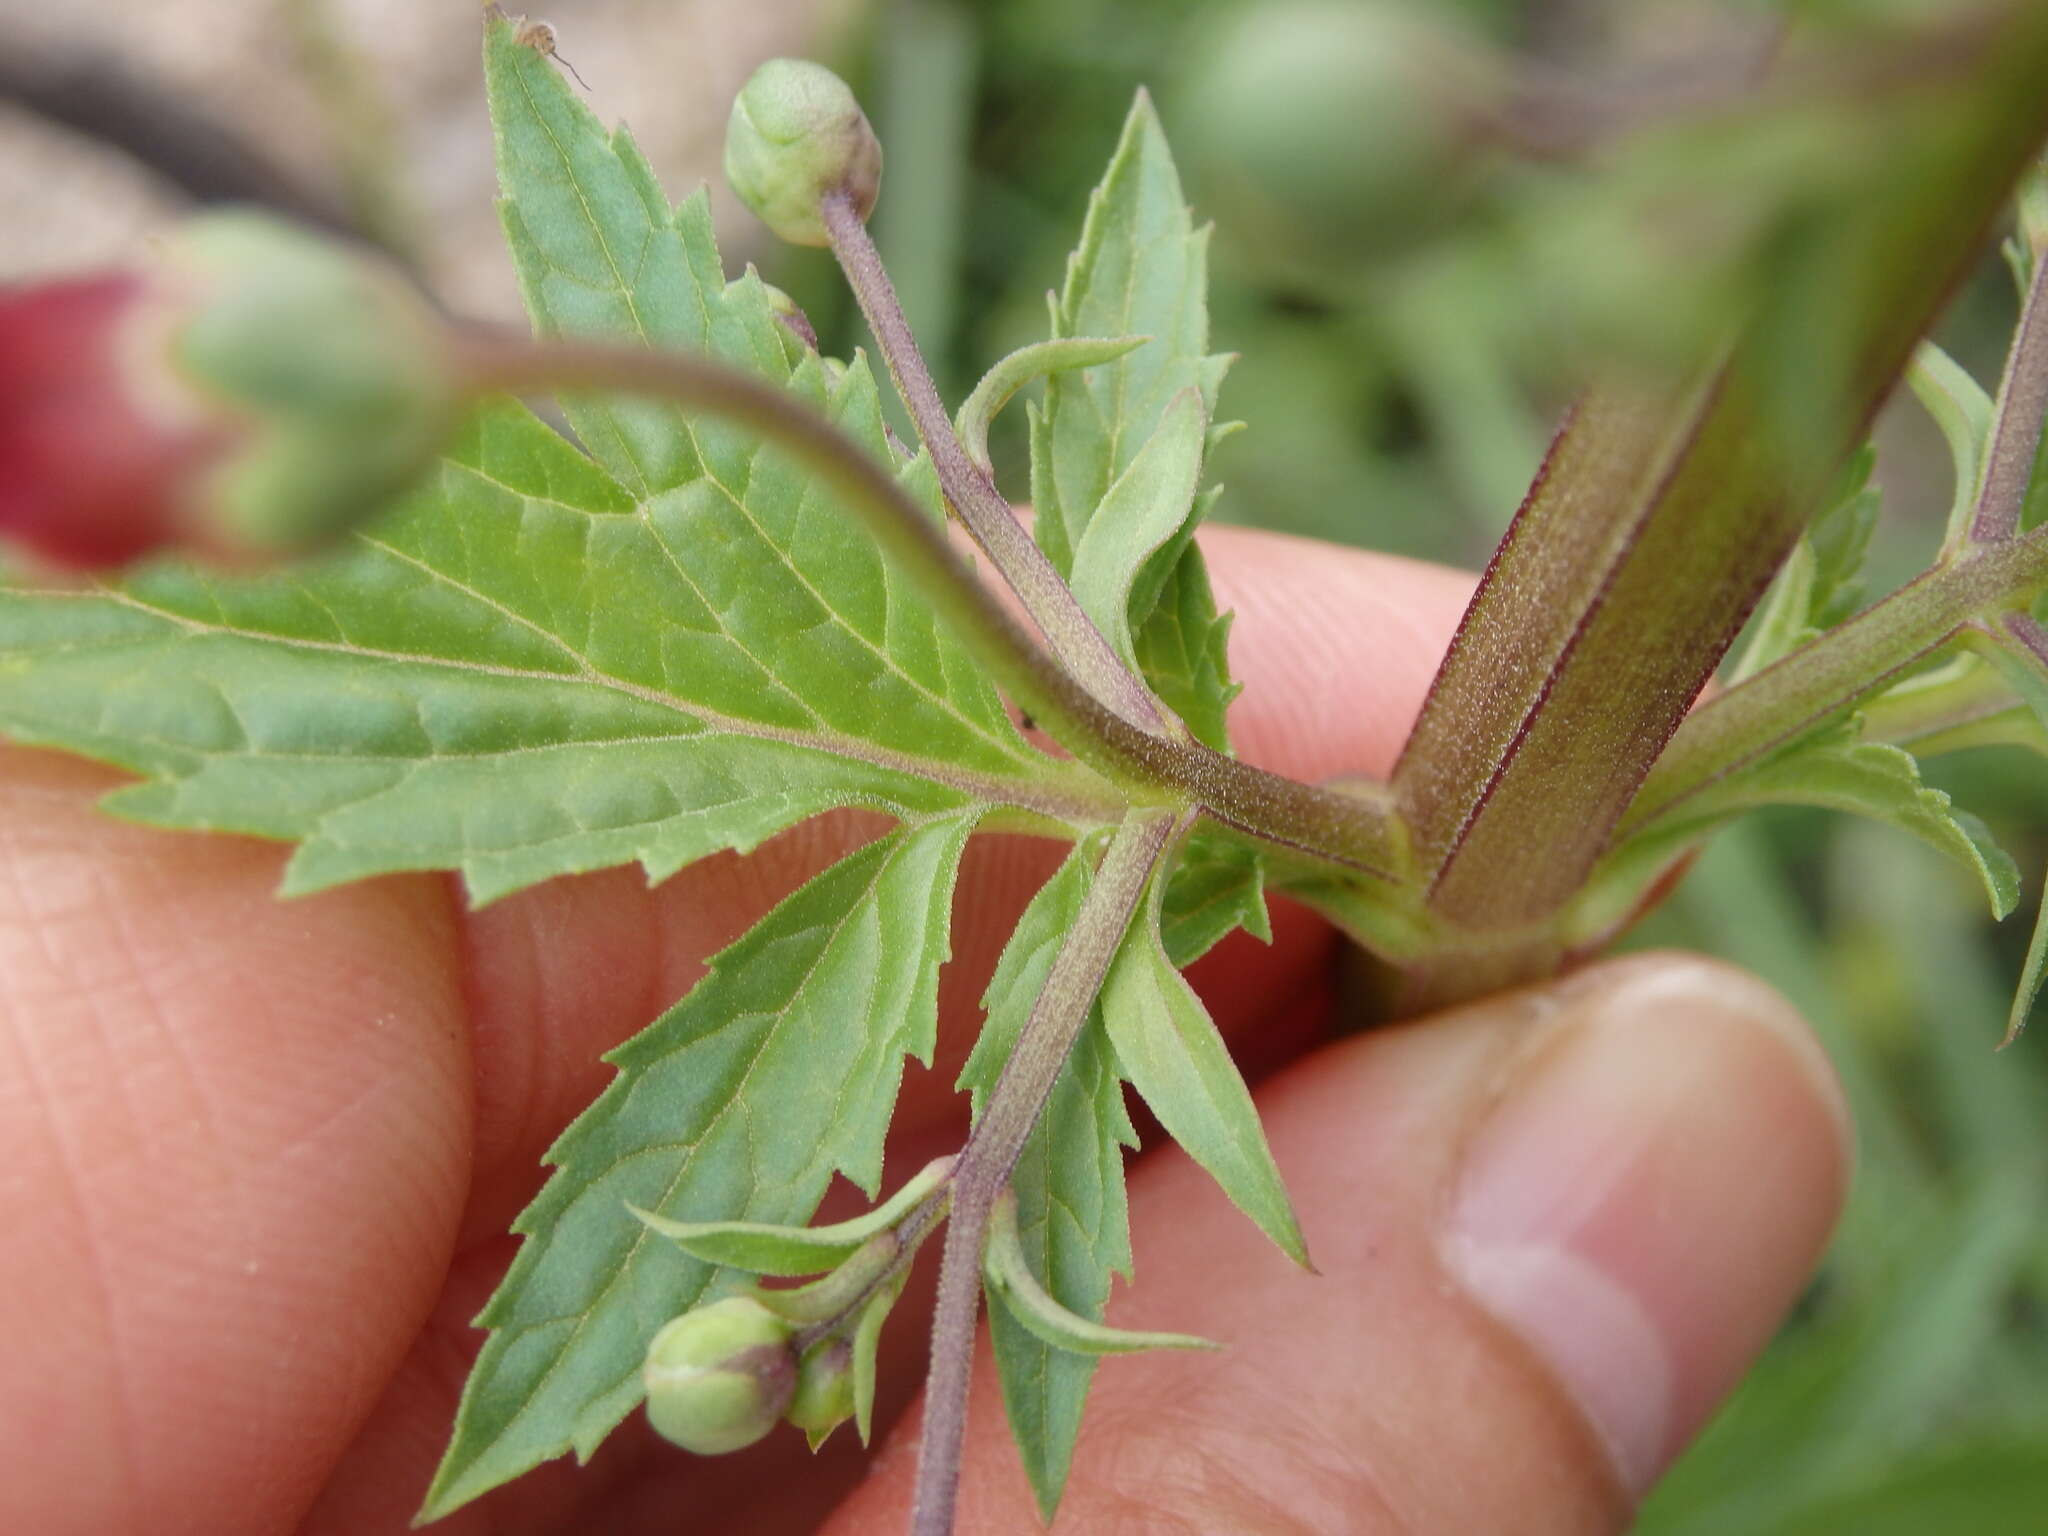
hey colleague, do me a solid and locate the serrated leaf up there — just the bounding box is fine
[421,814,975,1519]
[1159,827,1270,968]
[1613,729,2019,922]
[958,844,1136,1521]
[1907,342,1994,548]
[1132,534,1241,751]
[1068,388,1208,665]
[0,390,1063,902]
[488,18,784,497]
[1101,867,1309,1269]
[1033,91,1246,758]
[0,49,1090,905]
[984,1194,1216,1356]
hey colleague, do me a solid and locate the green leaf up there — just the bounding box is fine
[0,392,1063,903]
[1158,827,1270,968]
[1907,342,1993,548]
[1604,728,2019,925]
[849,1272,901,1446]
[0,45,1092,903]
[626,1153,954,1276]
[1032,90,1244,755]
[1131,532,1242,751]
[2003,874,2048,1046]
[1734,447,1880,681]
[954,335,1146,475]
[1101,864,1309,1269]
[984,1194,1216,1356]
[421,814,975,1520]
[1068,388,1209,665]
[958,843,1136,1521]
[488,18,783,498]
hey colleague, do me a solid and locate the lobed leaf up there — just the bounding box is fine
[0,395,1065,903]
[422,814,976,1519]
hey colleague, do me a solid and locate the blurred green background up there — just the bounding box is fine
[774,0,2048,1529]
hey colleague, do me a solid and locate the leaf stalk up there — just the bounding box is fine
[910,809,1178,1536]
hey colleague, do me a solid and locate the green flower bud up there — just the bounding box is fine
[159,211,459,556]
[642,1296,798,1455]
[785,1339,855,1447]
[724,59,883,247]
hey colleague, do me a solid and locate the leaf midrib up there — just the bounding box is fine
[35,582,1118,824]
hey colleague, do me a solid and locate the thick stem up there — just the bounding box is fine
[819,189,1174,738]
[450,326,1409,880]
[1970,245,2048,544]
[910,810,1176,1536]
[1625,525,2048,831]
[1391,4,2048,934]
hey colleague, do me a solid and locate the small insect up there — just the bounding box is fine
[516,19,590,90]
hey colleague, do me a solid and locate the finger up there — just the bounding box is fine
[0,748,472,1536]
[827,953,1851,1534]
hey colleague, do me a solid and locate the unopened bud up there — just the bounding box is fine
[0,211,457,570]
[642,1296,798,1455]
[724,59,883,246]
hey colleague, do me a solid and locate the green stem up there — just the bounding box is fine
[1625,526,2048,831]
[819,188,1175,738]
[449,327,1409,881]
[910,809,1176,1536]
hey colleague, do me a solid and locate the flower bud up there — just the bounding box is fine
[724,59,883,246]
[642,1296,798,1455]
[785,1339,855,1446]
[0,211,458,571]
[1182,1,1494,273]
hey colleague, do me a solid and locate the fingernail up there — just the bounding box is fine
[1443,957,1849,1497]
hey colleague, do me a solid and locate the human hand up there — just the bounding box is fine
[0,527,1847,1534]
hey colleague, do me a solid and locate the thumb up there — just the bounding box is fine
[826,952,1851,1534]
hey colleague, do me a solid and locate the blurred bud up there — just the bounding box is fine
[1181,0,1496,273]
[785,1339,855,1445]
[724,59,883,246]
[643,1295,798,1455]
[0,211,457,571]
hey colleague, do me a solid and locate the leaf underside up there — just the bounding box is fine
[423,813,974,1517]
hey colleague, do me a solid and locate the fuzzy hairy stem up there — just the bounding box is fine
[1970,244,2048,544]
[911,810,1176,1536]
[1626,524,2048,831]
[1391,3,2048,946]
[820,189,1173,737]
[450,327,1409,880]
